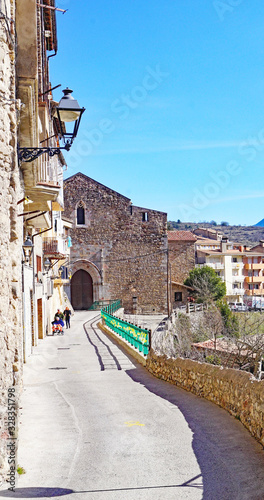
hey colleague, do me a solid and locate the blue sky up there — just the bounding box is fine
[50,0,264,226]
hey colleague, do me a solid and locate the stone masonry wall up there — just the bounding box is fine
[146,352,264,446]
[169,240,195,283]
[64,173,168,313]
[0,0,23,484]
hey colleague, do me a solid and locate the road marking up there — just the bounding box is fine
[125,421,145,427]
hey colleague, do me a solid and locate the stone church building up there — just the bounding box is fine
[63,172,168,313]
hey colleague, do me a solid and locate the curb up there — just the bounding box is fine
[97,321,147,367]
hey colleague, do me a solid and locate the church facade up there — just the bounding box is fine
[63,173,168,314]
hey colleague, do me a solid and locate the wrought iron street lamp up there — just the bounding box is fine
[44,258,52,273]
[22,236,34,262]
[18,88,85,163]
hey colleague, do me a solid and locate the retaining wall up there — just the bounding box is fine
[146,351,264,446]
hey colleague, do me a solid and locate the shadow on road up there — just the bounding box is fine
[125,363,264,500]
[0,487,74,498]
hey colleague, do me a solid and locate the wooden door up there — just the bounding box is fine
[71,270,93,310]
[37,298,43,339]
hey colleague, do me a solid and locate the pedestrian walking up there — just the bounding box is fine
[54,309,64,321]
[63,307,71,328]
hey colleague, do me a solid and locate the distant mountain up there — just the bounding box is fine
[255,219,264,227]
[168,221,264,247]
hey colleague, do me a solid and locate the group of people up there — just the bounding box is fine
[52,306,72,334]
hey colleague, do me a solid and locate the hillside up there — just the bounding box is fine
[168,222,264,247]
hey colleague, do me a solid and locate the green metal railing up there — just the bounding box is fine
[89,300,119,311]
[101,300,150,356]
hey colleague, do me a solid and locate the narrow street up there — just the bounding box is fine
[2,311,264,500]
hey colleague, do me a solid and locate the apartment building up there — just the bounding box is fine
[243,241,264,301]
[196,237,245,302]
[196,236,264,304]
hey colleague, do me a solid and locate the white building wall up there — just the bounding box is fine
[23,264,33,361]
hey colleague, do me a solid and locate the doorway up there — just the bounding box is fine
[37,298,43,339]
[71,269,93,310]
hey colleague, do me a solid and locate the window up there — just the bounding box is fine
[77,202,85,225]
[132,296,137,310]
[175,292,182,302]
[232,257,237,263]
[142,212,148,222]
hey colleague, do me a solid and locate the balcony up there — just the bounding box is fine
[43,237,67,259]
[244,263,264,270]
[207,262,224,270]
[244,289,264,296]
[245,276,264,283]
[232,275,244,282]
[232,262,243,269]
[232,289,245,296]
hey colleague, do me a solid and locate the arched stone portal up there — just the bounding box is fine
[71,270,93,310]
[70,259,102,310]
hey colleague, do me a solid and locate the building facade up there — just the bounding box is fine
[168,230,197,307]
[0,0,24,480]
[63,173,168,314]
[0,0,73,483]
[243,241,264,302]
[196,238,245,302]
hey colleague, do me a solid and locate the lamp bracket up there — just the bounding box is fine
[18,144,71,163]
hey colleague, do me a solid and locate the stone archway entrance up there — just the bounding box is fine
[71,269,93,310]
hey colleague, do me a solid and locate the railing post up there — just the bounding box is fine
[149,329,151,351]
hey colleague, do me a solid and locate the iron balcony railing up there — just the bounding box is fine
[101,300,150,356]
[43,237,67,255]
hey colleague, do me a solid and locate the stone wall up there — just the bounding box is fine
[64,173,168,313]
[0,0,24,484]
[169,240,195,283]
[146,352,264,446]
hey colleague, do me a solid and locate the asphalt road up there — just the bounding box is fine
[1,310,264,500]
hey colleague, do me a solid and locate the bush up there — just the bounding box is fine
[205,354,222,365]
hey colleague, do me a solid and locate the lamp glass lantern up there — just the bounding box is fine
[44,258,52,272]
[55,88,85,150]
[22,236,33,262]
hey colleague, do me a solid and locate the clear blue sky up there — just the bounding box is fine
[50,0,264,226]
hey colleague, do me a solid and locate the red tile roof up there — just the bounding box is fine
[168,231,197,242]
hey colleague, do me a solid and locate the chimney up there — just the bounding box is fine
[259,240,264,248]
[220,236,228,253]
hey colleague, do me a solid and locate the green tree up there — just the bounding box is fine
[184,266,226,303]
[217,299,239,336]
